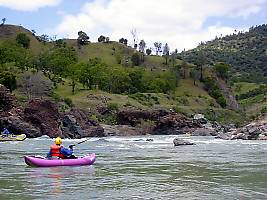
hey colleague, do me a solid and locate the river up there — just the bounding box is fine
[0,135,267,200]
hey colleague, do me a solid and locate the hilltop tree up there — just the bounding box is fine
[1,18,6,25]
[163,43,170,65]
[154,42,162,56]
[139,40,146,62]
[130,28,138,48]
[98,35,106,43]
[119,38,128,45]
[77,31,89,47]
[16,33,30,49]
[37,34,49,44]
[105,37,110,43]
[31,29,36,36]
[123,39,128,45]
[139,40,146,53]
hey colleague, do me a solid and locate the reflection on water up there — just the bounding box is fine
[0,135,267,199]
[27,166,95,199]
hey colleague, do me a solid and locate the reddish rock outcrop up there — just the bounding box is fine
[117,108,168,126]
[23,99,60,138]
[64,109,105,138]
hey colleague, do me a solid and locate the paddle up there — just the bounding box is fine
[69,138,90,149]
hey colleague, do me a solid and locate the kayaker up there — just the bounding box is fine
[1,128,10,137]
[47,137,76,159]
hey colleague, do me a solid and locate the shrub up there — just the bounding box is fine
[64,97,74,107]
[107,102,118,111]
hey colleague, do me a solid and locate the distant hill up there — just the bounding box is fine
[179,24,267,83]
[0,24,43,53]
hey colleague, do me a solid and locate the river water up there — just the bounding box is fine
[0,135,266,200]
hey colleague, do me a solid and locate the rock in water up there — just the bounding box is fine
[173,138,195,146]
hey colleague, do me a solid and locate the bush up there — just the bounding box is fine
[107,102,118,111]
[16,33,30,48]
[64,97,74,107]
[261,106,267,114]
[0,71,17,92]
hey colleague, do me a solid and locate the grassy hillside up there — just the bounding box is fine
[179,24,267,83]
[1,24,262,125]
[233,82,267,117]
[0,24,45,54]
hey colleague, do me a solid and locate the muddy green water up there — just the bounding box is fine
[0,135,267,200]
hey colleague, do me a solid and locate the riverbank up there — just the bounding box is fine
[1,84,266,140]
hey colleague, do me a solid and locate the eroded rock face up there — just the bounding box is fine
[23,99,60,138]
[68,109,105,137]
[152,113,202,135]
[117,108,168,126]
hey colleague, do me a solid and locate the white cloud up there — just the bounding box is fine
[0,0,61,11]
[53,0,267,51]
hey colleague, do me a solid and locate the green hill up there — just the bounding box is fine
[179,24,267,83]
[1,24,265,125]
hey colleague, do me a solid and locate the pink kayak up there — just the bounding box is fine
[24,153,96,167]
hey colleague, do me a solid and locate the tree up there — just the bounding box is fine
[190,67,198,86]
[98,35,106,43]
[139,40,146,62]
[0,71,16,92]
[180,60,188,79]
[123,39,128,45]
[105,37,110,43]
[66,63,81,94]
[131,53,141,66]
[170,52,177,68]
[154,42,162,56]
[146,48,152,56]
[37,34,49,44]
[16,33,30,48]
[77,31,89,47]
[163,43,170,65]
[119,38,125,43]
[171,65,180,87]
[1,18,6,25]
[214,62,230,79]
[195,50,207,81]
[130,28,138,48]
[31,29,36,36]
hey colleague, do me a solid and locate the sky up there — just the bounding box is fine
[0,0,267,52]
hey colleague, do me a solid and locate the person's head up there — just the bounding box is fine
[55,137,62,145]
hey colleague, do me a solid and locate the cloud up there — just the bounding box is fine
[0,0,61,11]
[53,0,267,51]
